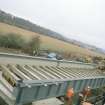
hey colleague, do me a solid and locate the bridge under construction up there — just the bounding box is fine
[0,53,105,105]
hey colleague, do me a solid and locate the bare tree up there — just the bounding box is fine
[28,36,40,56]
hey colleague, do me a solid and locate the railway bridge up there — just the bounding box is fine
[0,53,105,105]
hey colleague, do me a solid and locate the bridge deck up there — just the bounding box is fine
[0,53,105,105]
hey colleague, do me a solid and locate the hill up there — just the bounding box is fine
[0,22,105,58]
[0,9,105,55]
[0,9,67,42]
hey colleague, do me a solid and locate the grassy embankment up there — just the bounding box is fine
[0,22,105,58]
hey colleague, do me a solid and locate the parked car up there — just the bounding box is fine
[47,53,63,60]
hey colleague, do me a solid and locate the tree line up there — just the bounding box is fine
[0,10,66,42]
[0,33,40,55]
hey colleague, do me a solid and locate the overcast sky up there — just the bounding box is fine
[0,0,105,49]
